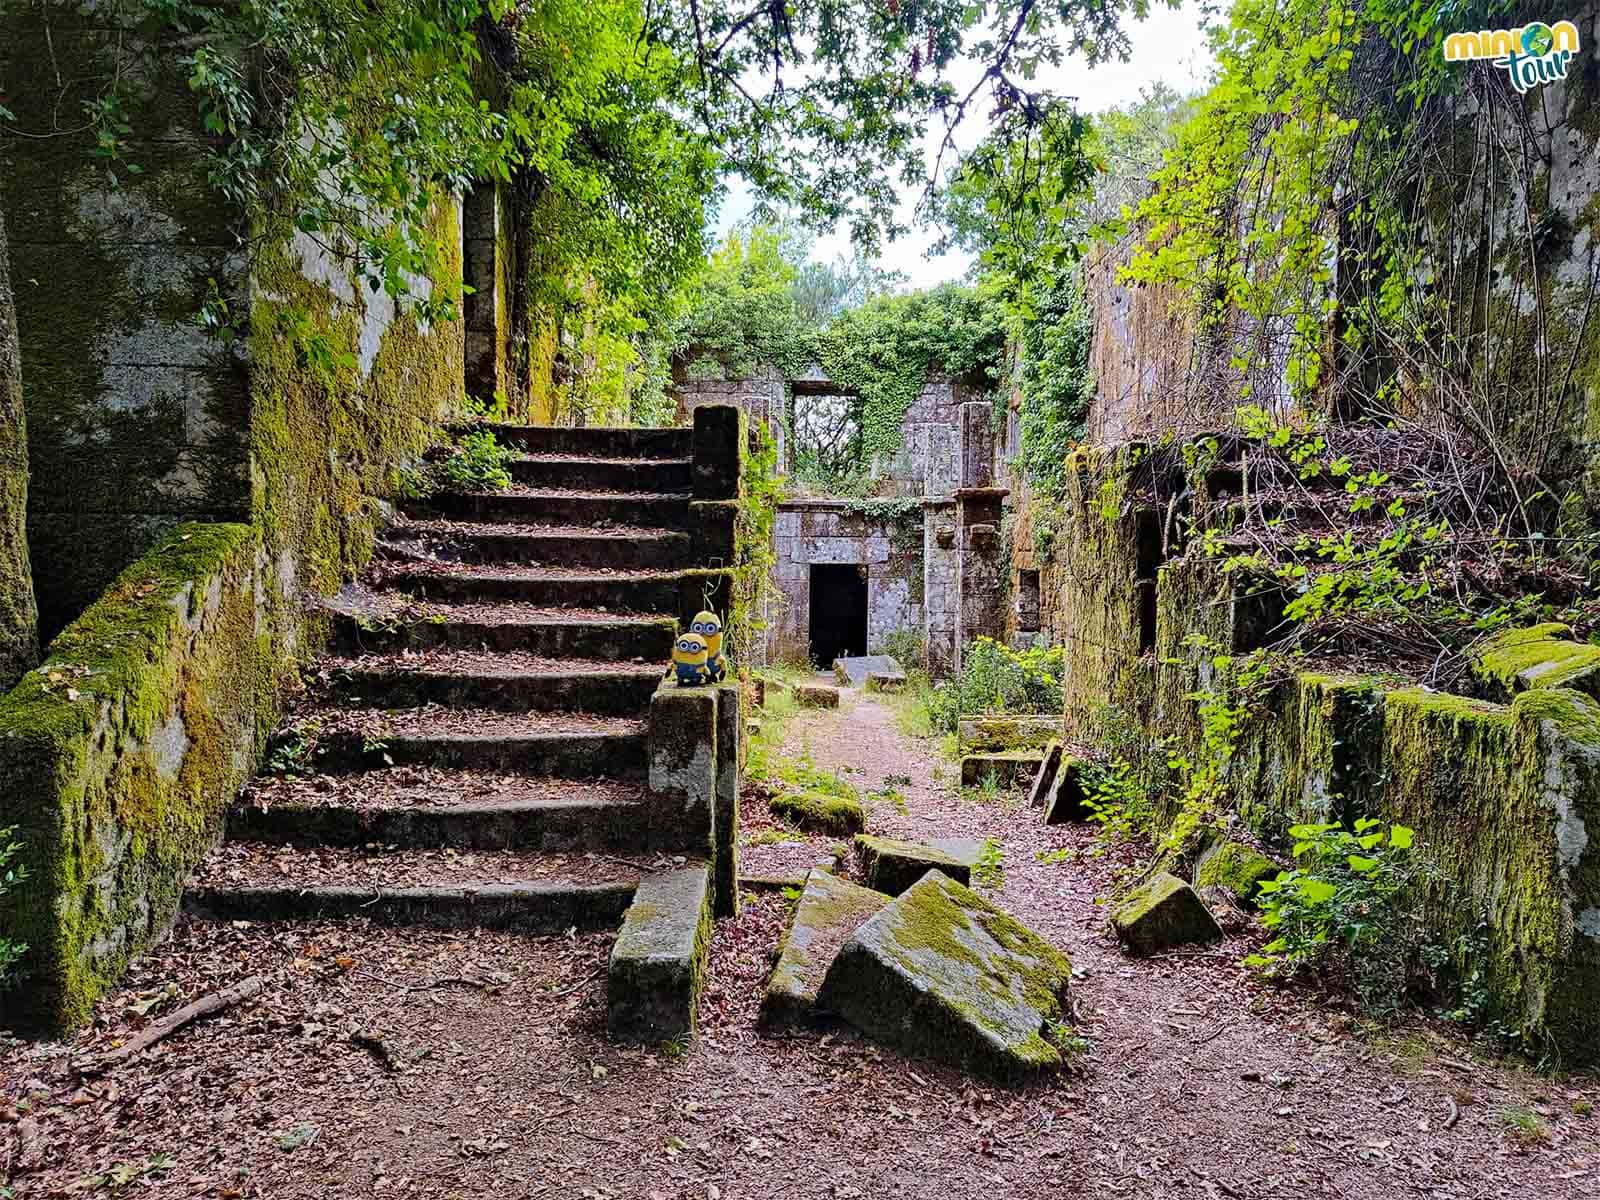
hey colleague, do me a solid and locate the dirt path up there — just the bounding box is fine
[5,685,1598,1199]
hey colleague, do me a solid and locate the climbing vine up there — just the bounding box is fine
[727,420,785,673]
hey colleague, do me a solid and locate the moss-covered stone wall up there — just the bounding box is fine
[0,3,252,637]
[1055,444,1600,1063]
[0,523,264,1034]
[0,209,38,689]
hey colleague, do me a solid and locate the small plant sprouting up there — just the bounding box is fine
[972,837,1006,889]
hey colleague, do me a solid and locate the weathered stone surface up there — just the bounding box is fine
[961,751,1043,789]
[1110,873,1223,954]
[713,681,741,918]
[834,654,903,688]
[0,209,37,692]
[855,834,975,895]
[794,683,840,708]
[1193,840,1280,908]
[608,866,712,1044]
[762,868,891,1027]
[691,404,743,500]
[1471,622,1600,701]
[1042,757,1091,824]
[816,870,1075,1081]
[770,790,865,834]
[1027,741,1064,809]
[959,716,1061,752]
[866,671,906,692]
[647,676,716,861]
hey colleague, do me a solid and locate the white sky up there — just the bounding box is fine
[712,3,1216,288]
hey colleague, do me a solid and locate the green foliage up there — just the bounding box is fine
[927,637,1065,733]
[0,827,26,983]
[1246,819,1428,1011]
[671,225,816,381]
[728,419,785,671]
[814,285,1007,466]
[1015,274,1093,503]
[437,431,515,493]
[1164,643,1277,851]
[972,838,1006,889]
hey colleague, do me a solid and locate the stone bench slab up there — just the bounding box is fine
[607,865,711,1043]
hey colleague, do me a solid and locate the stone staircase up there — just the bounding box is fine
[183,416,741,1038]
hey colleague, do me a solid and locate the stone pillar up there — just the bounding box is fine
[692,403,742,500]
[955,487,1008,675]
[924,424,959,498]
[462,181,504,401]
[960,401,996,489]
[922,501,959,676]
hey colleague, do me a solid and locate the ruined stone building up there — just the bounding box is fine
[676,366,1013,674]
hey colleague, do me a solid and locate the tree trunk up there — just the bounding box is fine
[0,210,40,690]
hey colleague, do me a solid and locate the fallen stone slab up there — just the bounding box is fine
[794,683,840,708]
[1042,757,1092,824]
[1027,741,1064,808]
[1193,839,1280,908]
[866,671,906,693]
[834,655,904,688]
[855,834,975,895]
[607,865,711,1044]
[762,868,892,1028]
[961,751,1044,789]
[1110,872,1223,954]
[958,715,1061,752]
[816,870,1076,1081]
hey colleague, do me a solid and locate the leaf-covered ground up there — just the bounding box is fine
[3,686,1596,1198]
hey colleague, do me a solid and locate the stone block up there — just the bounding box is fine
[1027,741,1064,809]
[959,716,1062,752]
[713,681,741,917]
[608,866,712,1044]
[1110,873,1223,954]
[692,403,741,500]
[961,751,1043,789]
[762,869,891,1028]
[855,834,975,895]
[794,684,839,708]
[1192,840,1280,908]
[648,677,716,858]
[1042,757,1092,824]
[866,672,906,693]
[816,870,1075,1081]
[770,790,865,835]
[833,654,904,688]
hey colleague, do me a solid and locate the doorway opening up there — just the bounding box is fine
[809,564,867,667]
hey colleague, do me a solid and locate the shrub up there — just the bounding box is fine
[926,636,1064,732]
[1246,819,1428,1011]
[438,430,514,492]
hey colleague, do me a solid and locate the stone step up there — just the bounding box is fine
[327,603,675,660]
[509,455,692,493]
[276,708,648,777]
[316,651,663,715]
[405,490,691,530]
[607,865,712,1044]
[474,423,693,460]
[378,520,694,571]
[404,489,693,530]
[183,843,640,933]
[232,772,669,852]
[377,563,730,618]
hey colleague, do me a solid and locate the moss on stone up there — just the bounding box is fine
[1472,622,1600,700]
[0,522,263,1034]
[855,834,971,894]
[1193,839,1280,907]
[763,868,890,1027]
[770,789,866,835]
[1111,872,1223,953]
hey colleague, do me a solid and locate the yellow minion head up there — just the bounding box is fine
[690,610,723,657]
[672,632,709,684]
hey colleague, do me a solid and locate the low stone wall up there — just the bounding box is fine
[0,523,264,1035]
[1052,446,1600,1063]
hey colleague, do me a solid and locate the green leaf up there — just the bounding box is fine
[1388,825,1415,849]
[1347,855,1379,873]
[1296,877,1337,904]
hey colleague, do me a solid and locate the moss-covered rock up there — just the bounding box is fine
[771,789,866,835]
[855,834,974,895]
[1471,622,1600,701]
[1042,755,1092,824]
[958,716,1061,752]
[762,868,890,1027]
[0,523,264,1035]
[816,869,1075,1082]
[607,865,711,1045]
[794,684,840,709]
[0,209,37,691]
[1110,872,1223,954]
[1192,840,1280,908]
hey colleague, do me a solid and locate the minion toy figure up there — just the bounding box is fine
[672,632,711,686]
[691,610,728,682]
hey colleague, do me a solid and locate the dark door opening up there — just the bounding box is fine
[809,564,867,667]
